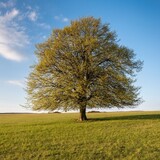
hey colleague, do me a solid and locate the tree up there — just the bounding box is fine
[27,17,143,121]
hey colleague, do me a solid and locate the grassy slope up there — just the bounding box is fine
[0,111,160,160]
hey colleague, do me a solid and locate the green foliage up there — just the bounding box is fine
[27,17,143,113]
[0,112,160,160]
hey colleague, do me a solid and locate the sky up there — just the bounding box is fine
[0,0,160,113]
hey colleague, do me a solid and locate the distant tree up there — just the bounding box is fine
[27,17,143,121]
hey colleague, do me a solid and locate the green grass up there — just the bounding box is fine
[0,111,160,160]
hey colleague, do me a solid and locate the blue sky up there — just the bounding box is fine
[0,0,160,112]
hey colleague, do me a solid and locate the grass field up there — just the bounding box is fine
[0,111,160,160]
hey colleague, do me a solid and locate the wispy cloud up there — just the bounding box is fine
[54,16,60,20]
[25,5,38,22]
[0,45,25,61]
[7,80,24,87]
[0,1,51,61]
[54,15,69,23]
[62,18,69,22]
[37,22,51,29]
[0,8,29,61]
[28,11,37,21]
[0,0,15,8]
[2,8,19,22]
[26,7,50,29]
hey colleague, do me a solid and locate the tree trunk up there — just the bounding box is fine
[80,106,87,121]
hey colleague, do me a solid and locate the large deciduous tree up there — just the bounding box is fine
[27,17,143,121]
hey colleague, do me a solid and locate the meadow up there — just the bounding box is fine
[0,111,160,160]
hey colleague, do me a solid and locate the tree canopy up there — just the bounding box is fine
[27,17,143,121]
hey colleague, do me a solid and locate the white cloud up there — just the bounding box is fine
[7,80,24,87]
[54,15,69,23]
[42,35,47,39]
[28,11,37,21]
[0,0,15,8]
[54,16,60,20]
[0,45,25,61]
[62,18,69,22]
[0,8,29,61]
[26,8,50,30]
[2,8,19,22]
[26,5,32,10]
[37,22,51,29]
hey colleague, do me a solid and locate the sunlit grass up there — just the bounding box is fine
[0,111,160,160]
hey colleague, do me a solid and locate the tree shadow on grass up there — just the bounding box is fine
[88,114,160,122]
